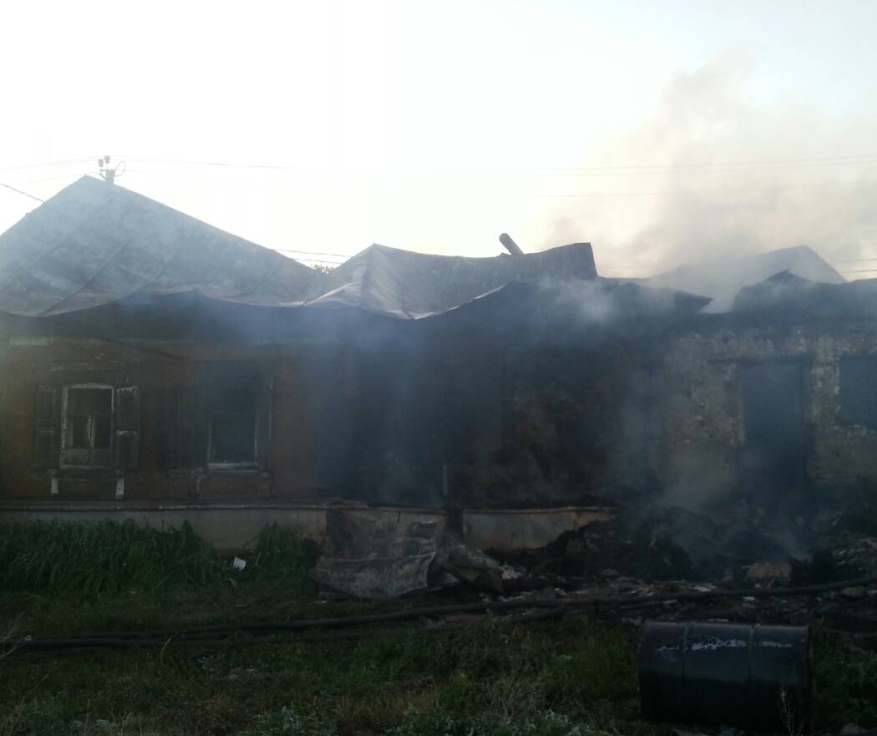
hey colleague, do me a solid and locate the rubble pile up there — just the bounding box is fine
[313,510,555,599]
[497,500,877,589]
[313,497,877,656]
[477,497,877,646]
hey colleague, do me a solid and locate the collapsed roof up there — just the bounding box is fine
[0,177,597,320]
[647,246,845,313]
[2,176,852,326]
[732,270,877,320]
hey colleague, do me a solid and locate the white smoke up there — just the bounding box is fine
[543,53,877,280]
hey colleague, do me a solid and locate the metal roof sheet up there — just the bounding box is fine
[0,177,597,319]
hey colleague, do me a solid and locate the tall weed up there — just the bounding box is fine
[0,520,221,594]
[252,523,318,592]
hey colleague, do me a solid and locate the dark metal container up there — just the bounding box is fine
[639,621,810,732]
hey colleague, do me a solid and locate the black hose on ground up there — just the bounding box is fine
[3,607,567,655]
[5,575,875,655]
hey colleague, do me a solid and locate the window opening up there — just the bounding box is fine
[839,356,877,430]
[208,384,258,466]
[62,385,113,466]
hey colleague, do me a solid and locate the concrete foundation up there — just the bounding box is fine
[462,506,614,550]
[0,502,613,552]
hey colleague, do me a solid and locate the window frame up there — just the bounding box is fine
[205,381,261,471]
[839,355,877,431]
[59,383,115,469]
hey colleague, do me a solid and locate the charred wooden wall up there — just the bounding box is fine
[0,339,323,502]
[0,290,671,512]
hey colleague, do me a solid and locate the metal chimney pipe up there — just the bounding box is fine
[499,233,524,256]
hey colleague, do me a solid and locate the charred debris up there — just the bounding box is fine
[0,177,876,622]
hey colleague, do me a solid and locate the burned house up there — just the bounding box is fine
[0,176,874,556]
[0,177,626,548]
[650,271,877,523]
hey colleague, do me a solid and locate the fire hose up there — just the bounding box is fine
[4,574,875,655]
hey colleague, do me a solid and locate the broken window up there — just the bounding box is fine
[35,383,139,472]
[61,385,113,466]
[840,356,877,430]
[208,383,259,466]
[67,388,113,448]
[154,366,270,472]
[740,361,805,499]
[155,387,206,470]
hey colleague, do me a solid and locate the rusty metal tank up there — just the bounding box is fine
[639,621,811,732]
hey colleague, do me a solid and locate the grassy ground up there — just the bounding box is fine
[0,521,875,736]
[0,610,645,736]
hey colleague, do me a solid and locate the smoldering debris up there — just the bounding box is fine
[496,506,717,582]
[495,498,877,589]
[291,509,877,663]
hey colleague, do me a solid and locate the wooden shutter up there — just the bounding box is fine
[255,372,273,470]
[34,385,60,468]
[156,387,208,470]
[181,386,209,468]
[154,388,176,471]
[114,386,140,470]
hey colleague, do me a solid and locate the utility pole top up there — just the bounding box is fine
[98,156,125,184]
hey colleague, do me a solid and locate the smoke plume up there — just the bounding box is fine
[544,54,877,280]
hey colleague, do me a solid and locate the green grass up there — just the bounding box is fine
[251,523,319,595]
[2,594,876,736]
[0,521,875,736]
[238,708,609,736]
[0,520,316,597]
[813,628,877,728]
[0,619,645,736]
[385,711,603,736]
[0,520,221,594]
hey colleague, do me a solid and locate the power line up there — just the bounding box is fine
[287,257,346,265]
[291,257,345,265]
[0,182,44,202]
[294,260,342,268]
[538,191,664,198]
[18,172,86,185]
[532,157,877,176]
[120,155,286,171]
[275,248,351,259]
[274,251,347,263]
[536,181,862,198]
[0,156,99,173]
[115,151,877,175]
[114,159,875,201]
[119,165,861,201]
[524,153,877,172]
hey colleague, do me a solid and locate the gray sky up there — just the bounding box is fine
[2,0,877,277]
